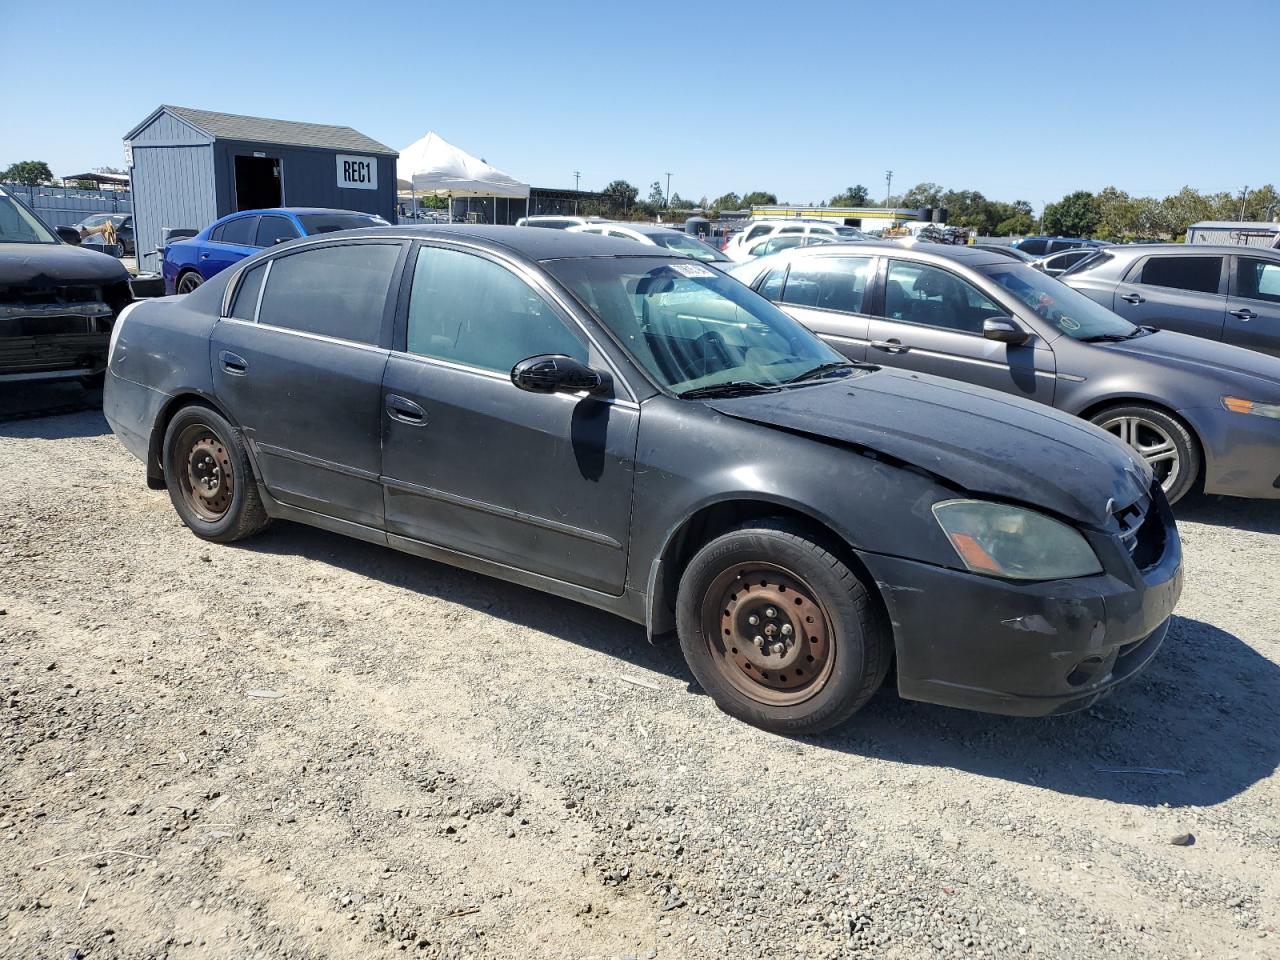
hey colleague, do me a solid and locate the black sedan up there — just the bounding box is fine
[731,243,1280,505]
[104,226,1181,733]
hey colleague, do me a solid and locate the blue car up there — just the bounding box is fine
[163,207,389,294]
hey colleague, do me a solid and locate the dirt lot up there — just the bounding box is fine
[1,404,1278,960]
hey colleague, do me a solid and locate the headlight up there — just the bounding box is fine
[1222,396,1280,419]
[932,500,1102,580]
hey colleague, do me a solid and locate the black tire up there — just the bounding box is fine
[162,405,269,543]
[676,520,890,735]
[176,271,204,294]
[1089,403,1200,505]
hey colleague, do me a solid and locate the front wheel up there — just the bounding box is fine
[162,405,269,543]
[1090,404,1200,505]
[676,521,890,735]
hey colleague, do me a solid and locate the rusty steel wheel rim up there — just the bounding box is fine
[176,424,234,522]
[701,562,835,707]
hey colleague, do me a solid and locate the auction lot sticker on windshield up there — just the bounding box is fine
[668,262,717,279]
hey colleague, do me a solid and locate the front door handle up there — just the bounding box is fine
[871,339,910,353]
[219,350,248,375]
[386,394,427,426]
[1229,308,1256,321]
[1120,293,1145,304]
[199,253,211,260]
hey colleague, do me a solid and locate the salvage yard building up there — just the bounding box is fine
[124,105,398,271]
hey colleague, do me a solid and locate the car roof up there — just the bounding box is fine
[622,223,690,236]
[1105,243,1279,257]
[222,207,373,219]
[297,224,681,261]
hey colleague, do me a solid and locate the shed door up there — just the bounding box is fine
[233,155,281,211]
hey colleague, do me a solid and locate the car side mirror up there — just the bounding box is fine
[511,354,609,396]
[983,317,1029,345]
[56,225,82,245]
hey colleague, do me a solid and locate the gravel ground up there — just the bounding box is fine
[1,405,1278,960]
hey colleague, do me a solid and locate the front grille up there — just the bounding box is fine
[0,280,131,377]
[1112,484,1165,570]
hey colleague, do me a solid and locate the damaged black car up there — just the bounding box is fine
[0,186,133,385]
[103,226,1183,733]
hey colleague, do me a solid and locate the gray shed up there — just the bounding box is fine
[124,105,398,270]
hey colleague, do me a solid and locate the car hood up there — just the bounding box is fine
[1103,329,1280,397]
[708,369,1151,528]
[0,243,130,285]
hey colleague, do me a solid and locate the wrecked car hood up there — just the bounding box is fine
[0,243,130,286]
[708,369,1150,528]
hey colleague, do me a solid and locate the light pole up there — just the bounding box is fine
[574,171,581,214]
[665,172,673,208]
[884,169,893,209]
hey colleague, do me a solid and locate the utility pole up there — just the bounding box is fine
[574,171,581,215]
[1239,185,1249,221]
[665,172,673,208]
[884,170,893,209]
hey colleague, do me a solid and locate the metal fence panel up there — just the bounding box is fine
[1,182,132,228]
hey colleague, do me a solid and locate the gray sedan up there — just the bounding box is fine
[1063,244,1280,357]
[730,242,1280,503]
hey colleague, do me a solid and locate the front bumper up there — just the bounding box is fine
[858,507,1183,717]
[1181,405,1280,499]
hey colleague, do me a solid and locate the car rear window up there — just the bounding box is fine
[1138,256,1222,294]
[296,213,389,235]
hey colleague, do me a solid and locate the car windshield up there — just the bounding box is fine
[978,263,1138,340]
[650,233,728,261]
[546,256,846,394]
[834,227,866,239]
[297,213,390,235]
[0,189,57,244]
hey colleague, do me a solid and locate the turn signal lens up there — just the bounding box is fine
[1222,396,1280,419]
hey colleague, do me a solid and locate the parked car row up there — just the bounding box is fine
[104,225,1186,735]
[728,241,1280,504]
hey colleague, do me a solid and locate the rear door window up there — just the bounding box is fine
[256,242,400,345]
[1138,256,1223,294]
[780,256,875,314]
[1237,257,1280,303]
[218,216,258,247]
[228,262,267,320]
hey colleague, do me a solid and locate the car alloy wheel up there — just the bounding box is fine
[700,562,836,707]
[177,272,204,293]
[1097,413,1181,495]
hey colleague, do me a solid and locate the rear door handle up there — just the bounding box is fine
[386,394,427,426]
[219,350,248,375]
[1120,293,1145,304]
[1229,308,1256,321]
[870,339,910,353]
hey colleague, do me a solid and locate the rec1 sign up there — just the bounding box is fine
[336,155,378,190]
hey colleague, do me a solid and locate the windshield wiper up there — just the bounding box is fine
[783,361,860,384]
[679,380,782,399]
[1079,326,1152,343]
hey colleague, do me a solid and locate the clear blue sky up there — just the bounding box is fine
[6,0,1278,210]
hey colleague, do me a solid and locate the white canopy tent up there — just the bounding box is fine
[397,131,529,223]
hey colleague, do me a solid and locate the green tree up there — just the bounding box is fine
[901,182,944,209]
[1242,184,1280,221]
[417,195,447,209]
[600,179,638,215]
[1041,190,1101,237]
[647,181,666,207]
[829,184,870,206]
[741,191,777,207]
[711,191,742,210]
[1,160,53,186]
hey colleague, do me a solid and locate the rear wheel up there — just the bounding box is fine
[162,405,268,543]
[176,271,204,294]
[1090,404,1200,504]
[676,521,890,734]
